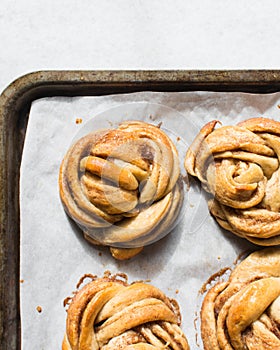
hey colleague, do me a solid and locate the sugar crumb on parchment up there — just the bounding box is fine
[36,306,42,313]
[75,118,83,124]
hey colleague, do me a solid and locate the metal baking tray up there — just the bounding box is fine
[1,69,280,349]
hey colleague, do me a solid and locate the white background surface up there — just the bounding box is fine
[1,0,280,93]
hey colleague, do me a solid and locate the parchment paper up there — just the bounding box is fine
[20,90,280,349]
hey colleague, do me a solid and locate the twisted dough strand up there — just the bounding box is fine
[185,117,280,245]
[62,273,189,350]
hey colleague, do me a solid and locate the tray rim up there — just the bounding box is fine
[2,69,280,349]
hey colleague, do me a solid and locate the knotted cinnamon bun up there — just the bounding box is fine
[185,117,280,245]
[201,247,280,350]
[62,272,190,349]
[59,120,183,259]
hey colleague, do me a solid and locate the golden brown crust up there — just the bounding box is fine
[59,121,183,259]
[62,272,190,349]
[200,248,280,350]
[109,247,144,260]
[184,120,220,177]
[185,117,280,246]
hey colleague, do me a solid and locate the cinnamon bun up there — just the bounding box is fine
[59,121,183,259]
[185,117,280,245]
[201,247,280,350]
[62,272,190,349]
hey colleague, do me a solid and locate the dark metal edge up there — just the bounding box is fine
[1,69,280,349]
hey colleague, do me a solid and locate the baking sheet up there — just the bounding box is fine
[20,90,280,349]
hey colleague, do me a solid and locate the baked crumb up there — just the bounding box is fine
[75,118,83,124]
[233,250,250,266]
[199,266,232,294]
[76,273,97,289]
[63,297,73,308]
[36,306,42,313]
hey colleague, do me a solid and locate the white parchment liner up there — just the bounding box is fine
[20,91,280,349]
